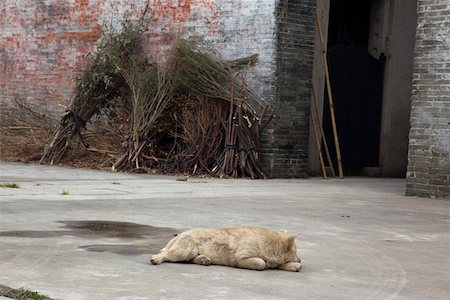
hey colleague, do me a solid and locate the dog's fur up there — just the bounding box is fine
[150,226,302,271]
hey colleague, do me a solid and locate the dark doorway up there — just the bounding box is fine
[323,0,384,174]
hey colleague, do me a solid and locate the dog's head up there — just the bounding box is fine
[282,232,301,263]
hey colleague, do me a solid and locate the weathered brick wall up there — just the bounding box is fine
[406,0,450,198]
[0,0,102,111]
[260,0,316,177]
[1,0,316,178]
[0,0,277,109]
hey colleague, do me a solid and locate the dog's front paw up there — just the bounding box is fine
[200,256,211,266]
[292,262,302,272]
[150,255,162,265]
[278,262,302,272]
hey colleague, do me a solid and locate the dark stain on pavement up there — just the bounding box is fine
[61,220,176,239]
[0,220,178,256]
[79,243,157,256]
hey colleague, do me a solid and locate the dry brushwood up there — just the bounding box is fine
[164,96,226,174]
[112,60,176,171]
[40,21,146,165]
[227,54,259,70]
[164,95,268,178]
[213,103,267,179]
[40,23,271,178]
[0,99,56,161]
[163,39,270,178]
[172,38,266,114]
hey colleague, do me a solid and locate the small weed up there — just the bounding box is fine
[0,182,20,188]
[0,286,51,300]
[277,0,289,24]
[176,176,188,182]
[60,190,70,195]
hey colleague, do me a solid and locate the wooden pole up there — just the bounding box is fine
[315,13,344,178]
[310,96,328,179]
[311,82,336,177]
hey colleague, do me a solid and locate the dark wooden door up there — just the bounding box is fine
[323,44,385,170]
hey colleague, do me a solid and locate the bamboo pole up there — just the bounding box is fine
[311,82,336,177]
[315,13,344,178]
[310,99,327,179]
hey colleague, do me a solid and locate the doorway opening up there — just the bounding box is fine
[323,0,385,175]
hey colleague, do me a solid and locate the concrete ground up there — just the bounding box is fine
[0,162,449,300]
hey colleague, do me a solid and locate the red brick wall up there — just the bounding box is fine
[1,0,104,111]
[1,1,321,178]
[1,0,274,112]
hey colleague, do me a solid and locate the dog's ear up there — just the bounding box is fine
[292,232,302,239]
[286,235,295,247]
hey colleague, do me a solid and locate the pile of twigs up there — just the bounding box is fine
[164,96,267,178]
[163,38,268,178]
[164,96,226,174]
[0,99,55,161]
[40,22,270,178]
[173,38,264,114]
[111,59,176,171]
[214,104,267,178]
[40,21,145,165]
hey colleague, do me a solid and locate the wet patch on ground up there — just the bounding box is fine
[0,220,179,256]
[61,220,177,239]
[0,220,177,239]
[79,242,163,256]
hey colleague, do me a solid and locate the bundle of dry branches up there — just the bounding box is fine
[39,23,271,178]
[164,96,226,174]
[173,38,265,114]
[162,38,269,178]
[112,60,176,171]
[0,99,55,161]
[40,21,145,165]
[214,104,267,179]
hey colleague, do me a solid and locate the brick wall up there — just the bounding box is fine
[260,0,316,177]
[0,0,277,110]
[0,0,103,111]
[406,0,450,198]
[1,0,316,178]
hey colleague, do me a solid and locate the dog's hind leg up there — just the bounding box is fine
[190,255,212,266]
[237,257,266,271]
[159,236,178,253]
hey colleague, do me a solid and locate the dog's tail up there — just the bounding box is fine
[160,234,179,252]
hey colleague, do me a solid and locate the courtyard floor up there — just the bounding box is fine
[0,162,449,299]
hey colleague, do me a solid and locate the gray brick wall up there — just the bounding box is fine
[406,0,450,198]
[260,0,316,177]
